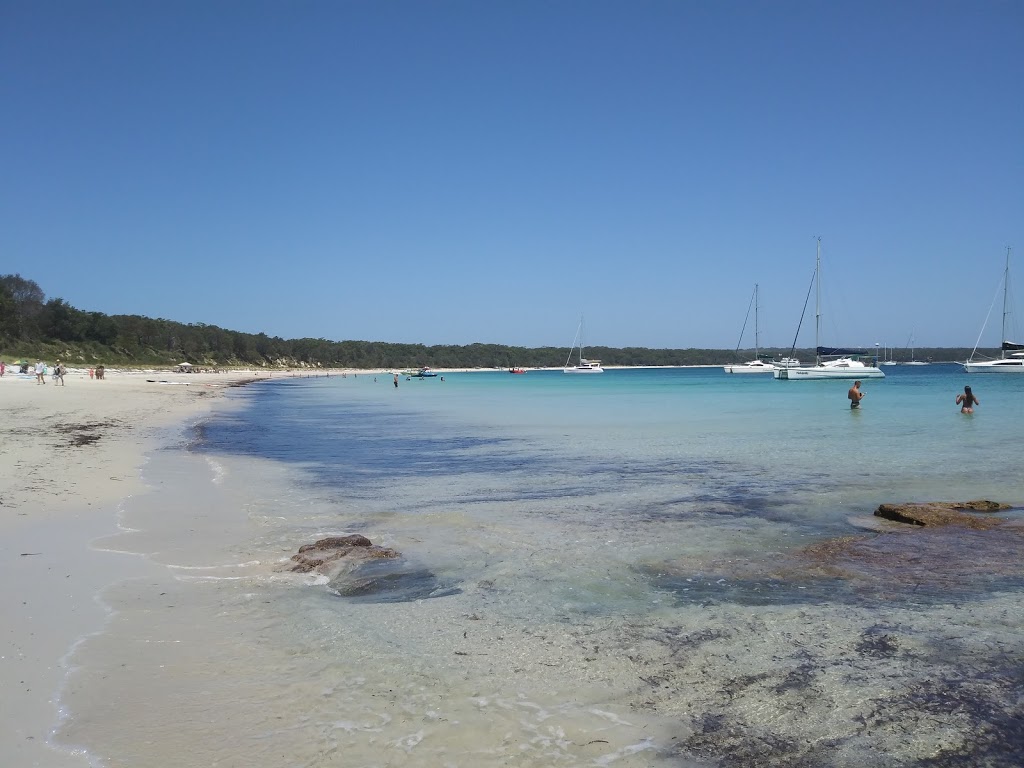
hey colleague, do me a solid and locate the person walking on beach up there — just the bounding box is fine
[956,385,979,414]
[53,361,65,386]
[35,360,46,384]
[848,380,864,409]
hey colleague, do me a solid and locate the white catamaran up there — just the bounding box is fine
[563,316,604,374]
[724,284,775,374]
[964,247,1023,373]
[774,238,885,380]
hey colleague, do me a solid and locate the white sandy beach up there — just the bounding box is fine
[0,368,269,767]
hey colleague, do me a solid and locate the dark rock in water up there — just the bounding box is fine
[329,558,462,603]
[288,534,399,575]
[874,500,1011,529]
[285,534,459,602]
[298,533,373,552]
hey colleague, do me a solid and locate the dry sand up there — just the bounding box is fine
[0,367,267,767]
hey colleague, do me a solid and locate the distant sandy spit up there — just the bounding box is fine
[0,367,265,767]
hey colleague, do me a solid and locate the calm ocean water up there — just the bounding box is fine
[58,366,1024,767]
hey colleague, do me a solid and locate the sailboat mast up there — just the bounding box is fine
[579,315,585,364]
[814,237,821,360]
[754,283,760,359]
[1002,247,1011,358]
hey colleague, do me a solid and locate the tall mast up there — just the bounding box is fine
[754,283,760,358]
[1002,247,1012,358]
[814,237,821,358]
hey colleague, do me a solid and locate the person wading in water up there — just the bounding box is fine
[956,385,979,414]
[848,380,865,409]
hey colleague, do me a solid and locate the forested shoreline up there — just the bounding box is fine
[0,274,989,369]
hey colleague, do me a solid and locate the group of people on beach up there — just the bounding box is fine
[848,381,979,414]
[0,360,106,384]
[32,359,67,385]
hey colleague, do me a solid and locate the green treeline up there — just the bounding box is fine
[0,274,990,368]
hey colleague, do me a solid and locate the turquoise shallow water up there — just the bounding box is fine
[208,365,1024,527]
[57,366,1024,767]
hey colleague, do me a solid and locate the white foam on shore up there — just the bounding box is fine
[205,456,228,485]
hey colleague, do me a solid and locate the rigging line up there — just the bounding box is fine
[564,315,583,368]
[970,271,1006,359]
[789,268,817,359]
[734,286,756,354]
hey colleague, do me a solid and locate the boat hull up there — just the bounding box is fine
[963,360,1024,373]
[774,366,885,380]
[723,364,774,374]
[563,366,604,374]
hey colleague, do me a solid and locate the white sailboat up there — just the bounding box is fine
[724,284,775,373]
[902,330,929,365]
[563,316,604,374]
[965,247,1024,373]
[774,238,885,380]
[879,343,897,366]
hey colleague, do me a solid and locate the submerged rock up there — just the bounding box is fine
[285,534,459,603]
[329,558,462,603]
[642,501,1023,607]
[874,500,1011,529]
[288,534,399,575]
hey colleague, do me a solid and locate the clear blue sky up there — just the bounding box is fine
[2,1,1021,350]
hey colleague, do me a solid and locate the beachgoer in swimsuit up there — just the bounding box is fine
[956,385,978,414]
[848,381,864,409]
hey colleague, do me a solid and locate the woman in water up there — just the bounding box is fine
[956,385,979,414]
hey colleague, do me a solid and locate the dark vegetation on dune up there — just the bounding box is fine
[0,273,985,370]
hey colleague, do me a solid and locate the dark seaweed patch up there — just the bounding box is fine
[855,626,901,658]
[675,716,837,768]
[52,420,121,448]
[640,566,853,607]
[773,658,818,695]
[866,670,1024,767]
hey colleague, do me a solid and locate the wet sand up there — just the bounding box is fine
[0,368,261,766]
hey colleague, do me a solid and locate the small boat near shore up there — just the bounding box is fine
[412,367,438,378]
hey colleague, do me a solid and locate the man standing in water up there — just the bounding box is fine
[848,380,864,409]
